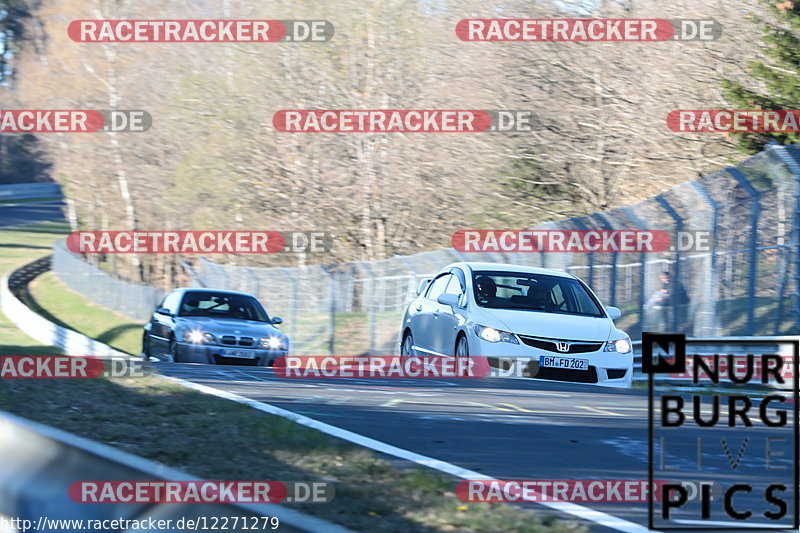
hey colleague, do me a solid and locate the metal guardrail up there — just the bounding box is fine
[0,411,354,533]
[0,182,62,201]
[2,260,127,358]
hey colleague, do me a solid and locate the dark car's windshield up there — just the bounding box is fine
[178,291,270,322]
[472,270,605,317]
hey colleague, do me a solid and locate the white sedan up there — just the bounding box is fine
[399,262,633,388]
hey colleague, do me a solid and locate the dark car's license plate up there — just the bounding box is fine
[220,349,256,359]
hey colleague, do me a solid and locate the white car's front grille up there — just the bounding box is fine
[517,335,603,354]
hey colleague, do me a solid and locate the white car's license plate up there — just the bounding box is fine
[221,349,256,359]
[539,356,589,371]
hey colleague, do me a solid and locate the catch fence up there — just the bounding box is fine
[52,144,800,355]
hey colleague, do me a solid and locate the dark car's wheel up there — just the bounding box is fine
[400,331,414,357]
[169,337,181,363]
[455,335,469,357]
[141,332,151,361]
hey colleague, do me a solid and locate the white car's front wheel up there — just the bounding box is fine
[455,335,469,357]
[401,332,415,358]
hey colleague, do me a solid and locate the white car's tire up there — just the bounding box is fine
[456,335,469,357]
[401,331,415,358]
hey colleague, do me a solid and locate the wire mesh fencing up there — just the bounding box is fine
[51,240,165,322]
[51,144,800,355]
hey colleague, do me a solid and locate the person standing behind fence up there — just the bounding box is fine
[645,270,689,332]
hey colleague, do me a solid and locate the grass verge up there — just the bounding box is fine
[0,376,584,533]
[0,223,583,532]
[27,271,144,355]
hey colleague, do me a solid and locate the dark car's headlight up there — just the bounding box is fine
[474,325,519,344]
[260,336,287,350]
[183,330,216,344]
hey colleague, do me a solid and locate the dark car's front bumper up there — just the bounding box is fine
[174,342,287,366]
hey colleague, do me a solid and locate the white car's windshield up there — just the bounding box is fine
[472,271,605,317]
[178,291,270,322]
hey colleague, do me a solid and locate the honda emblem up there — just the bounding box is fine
[556,342,570,352]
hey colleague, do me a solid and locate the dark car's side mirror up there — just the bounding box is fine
[271,316,283,325]
[156,307,173,317]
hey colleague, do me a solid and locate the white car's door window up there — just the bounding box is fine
[425,274,451,300]
[472,270,604,317]
[443,275,466,307]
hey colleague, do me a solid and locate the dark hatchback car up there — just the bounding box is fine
[142,288,289,366]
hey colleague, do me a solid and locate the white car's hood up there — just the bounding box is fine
[481,308,613,342]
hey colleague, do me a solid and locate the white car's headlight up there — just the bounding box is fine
[184,330,216,344]
[260,336,287,350]
[605,338,632,353]
[474,325,519,344]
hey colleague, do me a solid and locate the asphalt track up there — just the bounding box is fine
[0,200,65,227]
[158,363,797,532]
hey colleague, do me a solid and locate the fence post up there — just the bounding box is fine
[727,167,761,335]
[318,266,336,355]
[570,218,594,288]
[621,206,649,338]
[357,261,377,354]
[245,268,259,299]
[772,144,800,333]
[654,196,683,332]
[689,181,720,336]
[279,268,298,350]
[597,213,619,306]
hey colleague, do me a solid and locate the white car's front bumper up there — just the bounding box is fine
[468,334,633,388]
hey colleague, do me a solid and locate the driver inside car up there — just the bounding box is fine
[475,275,498,306]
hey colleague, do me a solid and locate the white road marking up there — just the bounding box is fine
[160,374,658,533]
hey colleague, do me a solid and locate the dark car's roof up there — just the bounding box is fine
[171,287,259,298]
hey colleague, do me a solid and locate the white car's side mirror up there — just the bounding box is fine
[606,306,622,320]
[437,293,460,309]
